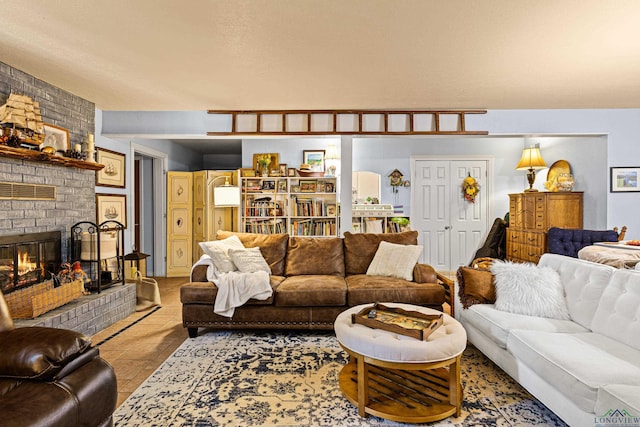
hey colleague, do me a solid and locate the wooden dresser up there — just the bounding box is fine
[506,192,583,263]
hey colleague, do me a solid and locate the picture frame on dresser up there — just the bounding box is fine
[610,167,640,192]
[96,148,126,188]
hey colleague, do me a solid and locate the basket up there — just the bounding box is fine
[5,279,85,319]
[296,170,324,177]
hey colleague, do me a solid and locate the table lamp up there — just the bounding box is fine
[516,146,547,192]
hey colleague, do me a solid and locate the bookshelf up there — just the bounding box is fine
[240,176,338,237]
[351,204,410,234]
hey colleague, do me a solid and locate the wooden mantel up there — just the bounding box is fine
[0,145,104,171]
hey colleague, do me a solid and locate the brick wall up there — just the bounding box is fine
[0,61,96,255]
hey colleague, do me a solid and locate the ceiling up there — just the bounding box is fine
[1,0,640,115]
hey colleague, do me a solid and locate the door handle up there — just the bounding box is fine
[444,226,452,230]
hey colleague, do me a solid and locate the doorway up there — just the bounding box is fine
[131,143,167,277]
[411,157,491,272]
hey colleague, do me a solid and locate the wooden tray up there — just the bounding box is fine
[351,303,443,340]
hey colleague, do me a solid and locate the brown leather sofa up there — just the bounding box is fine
[0,291,117,427]
[182,230,452,337]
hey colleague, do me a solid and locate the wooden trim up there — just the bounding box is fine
[0,145,104,171]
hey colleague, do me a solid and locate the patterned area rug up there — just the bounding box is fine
[113,331,567,426]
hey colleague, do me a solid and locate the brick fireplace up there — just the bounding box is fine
[1,61,136,335]
[0,231,62,294]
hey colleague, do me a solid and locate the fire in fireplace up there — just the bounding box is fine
[0,231,62,294]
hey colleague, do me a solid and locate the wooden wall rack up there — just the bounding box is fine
[207,109,487,136]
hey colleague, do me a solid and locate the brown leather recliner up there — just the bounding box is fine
[0,291,117,427]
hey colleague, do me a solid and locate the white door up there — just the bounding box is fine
[412,158,489,272]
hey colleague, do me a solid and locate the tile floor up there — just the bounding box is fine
[92,277,189,407]
[93,276,454,407]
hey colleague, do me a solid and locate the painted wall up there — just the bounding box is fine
[94,110,203,261]
[102,108,640,239]
[352,135,608,228]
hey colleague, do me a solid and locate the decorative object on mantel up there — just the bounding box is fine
[41,123,70,156]
[462,173,480,203]
[516,145,547,192]
[0,93,45,148]
[84,133,96,162]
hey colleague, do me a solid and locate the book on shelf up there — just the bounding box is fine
[290,218,337,236]
[244,218,286,234]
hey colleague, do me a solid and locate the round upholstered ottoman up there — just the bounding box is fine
[334,303,467,423]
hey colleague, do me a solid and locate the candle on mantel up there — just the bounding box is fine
[75,143,82,153]
[86,133,94,150]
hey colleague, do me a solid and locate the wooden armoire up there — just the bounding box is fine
[506,192,583,263]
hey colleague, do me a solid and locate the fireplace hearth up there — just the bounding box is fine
[0,231,62,294]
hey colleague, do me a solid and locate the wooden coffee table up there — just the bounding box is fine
[334,303,467,424]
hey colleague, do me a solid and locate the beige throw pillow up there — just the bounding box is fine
[366,241,423,281]
[199,235,245,272]
[228,247,271,274]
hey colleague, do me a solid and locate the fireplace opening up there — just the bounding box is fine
[0,231,62,294]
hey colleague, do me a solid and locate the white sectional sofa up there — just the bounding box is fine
[455,253,640,426]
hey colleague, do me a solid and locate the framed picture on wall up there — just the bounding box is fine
[610,167,640,192]
[303,150,325,172]
[41,124,70,155]
[96,193,127,228]
[96,148,126,188]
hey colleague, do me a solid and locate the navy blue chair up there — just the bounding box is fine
[546,227,620,258]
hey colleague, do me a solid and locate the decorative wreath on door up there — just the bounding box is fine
[462,173,480,203]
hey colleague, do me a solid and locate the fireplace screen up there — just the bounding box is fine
[0,231,61,294]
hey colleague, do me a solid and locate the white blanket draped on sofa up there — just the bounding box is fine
[190,255,272,317]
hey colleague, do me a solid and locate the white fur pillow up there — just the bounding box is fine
[490,260,570,320]
[228,247,271,274]
[366,241,423,281]
[199,235,245,273]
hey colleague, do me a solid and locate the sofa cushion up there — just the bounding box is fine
[180,277,285,306]
[199,235,245,272]
[346,274,445,307]
[366,241,423,281]
[595,384,640,418]
[456,266,496,308]
[285,237,344,276]
[217,231,288,276]
[538,253,616,329]
[343,231,418,275]
[591,269,640,351]
[490,260,570,320]
[507,330,640,413]
[276,275,347,306]
[228,247,271,274]
[459,304,587,349]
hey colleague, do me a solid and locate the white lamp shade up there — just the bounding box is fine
[214,185,240,207]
